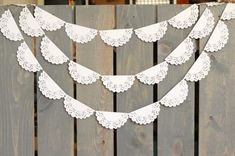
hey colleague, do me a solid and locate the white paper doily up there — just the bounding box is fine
[160,80,188,107]
[19,7,44,37]
[221,3,235,20]
[99,28,133,47]
[0,10,23,41]
[189,8,215,39]
[64,95,94,119]
[40,36,69,64]
[165,37,195,65]
[96,111,128,129]
[185,52,211,82]
[101,75,135,93]
[136,61,168,85]
[204,20,229,52]
[65,23,97,44]
[17,42,42,72]
[34,6,65,31]
[129,102,160,125]
[134,21,167,42]
[68,61,100,85]
[168,4,199,29]
[38,71,65,99]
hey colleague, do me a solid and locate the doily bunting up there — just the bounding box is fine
[0,4,233,129]
[3,7,226,93]
[14,5,202,47]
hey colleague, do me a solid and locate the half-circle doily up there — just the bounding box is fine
[38,71,65,100]
[168,4,199,29]
[34,6,65,31]
[68,61,100,85]
[160,80,188,107]
[99,28,133,47]
[0,10,23,41]
[165,37,195,65]
[19,7,44,37]
[40,36,69,64]
[189,8,215,39]
[134,21,167,42]
[96,111,128,129]
[17,42,42,72]
[64,95,94,119]
[204,20,229,52]
[129,102,160,125]
[221,3,235,20]
[65,23,97,44]
[185,52,211,82]
[136,61,168,85]
[101,75,135,93]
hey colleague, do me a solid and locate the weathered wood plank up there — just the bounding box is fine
[0,6,34,156]
[157,5,195,156]
[36,6,74,156]
[116,5,155,156]
[76,6,115,156]
[199,5,235,156]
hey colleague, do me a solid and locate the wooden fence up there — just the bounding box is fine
[0,4,235,156]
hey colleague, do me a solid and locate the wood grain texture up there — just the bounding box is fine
[36,6,74,156]
[199,5,235,156]
[0,6,34,156]
[116,5,155,156]
[76,6,115,156]
[157,5,195,156]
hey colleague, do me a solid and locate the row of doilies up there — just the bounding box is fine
[0,4,234,129]
[1,3,234,46]
[0,5,232,93]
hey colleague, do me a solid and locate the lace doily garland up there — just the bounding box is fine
[168,4,199,29]
[96,111,128,129]
[40,36,69,64]
[189,8,215,39]
[64,95,94,119]
[221,3,235,20]
[165,37,195,65]
[65,23,98,44]
[19,7,44,37]
[0,10,23,41]
[17,42,42,72]
[185,52,211,82]
[129,102,160,125]
[99,28,133,47]
[205,20,229,52]
[38,71,65,99]
[136,61,168,85]
[134,21,168,42]
[101,75,135,93]
[34,6,65,31]
[68,61,100,85]
[160,80,189,107]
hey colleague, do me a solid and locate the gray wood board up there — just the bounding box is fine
[36,6,74,156]
[199,4,235,156]
[157,5,195,156]
[76,6,115,156]
[0,6,34,156]
[116,5,155,156]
